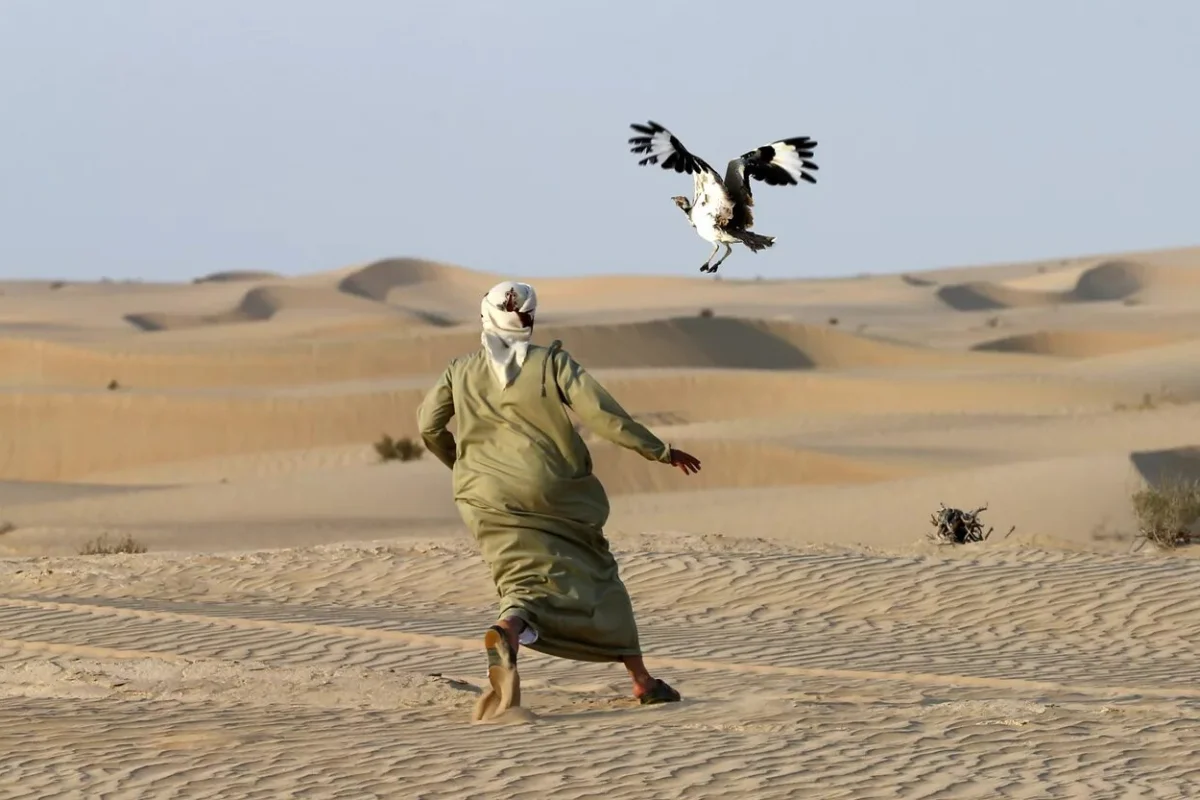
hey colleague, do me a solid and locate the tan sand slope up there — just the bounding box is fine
[0,368,1131,482]
[612,403,1200,549]
[1063,337,1200,396]
[935,258,1200,310]
[908,243,1199,284]
[0,316,1023,390]
[123,284,418,332]
[3,244,1200,798]
[0,441,914,557]
[971,328,1195,358]
[335,257,502,301]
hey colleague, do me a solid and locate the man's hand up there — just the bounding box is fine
[668,448,702,476]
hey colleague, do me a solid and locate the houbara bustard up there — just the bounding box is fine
[628,120,819,273]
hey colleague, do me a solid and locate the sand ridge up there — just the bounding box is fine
[2,244,1200,797]
[935,257,1200,311]
[123,284,424,332]
[0,315,1058,392]
[971,328,1197,357]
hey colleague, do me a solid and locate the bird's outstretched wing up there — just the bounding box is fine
[724,136,819,229]
[741,136,819,187]
[628,121,718,175]
[629,121,732,226]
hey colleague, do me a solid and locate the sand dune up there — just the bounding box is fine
[1063,337,1200,397]
[0,367,1130,482]
[538,316,996,370]
[971,328,1194,358]
[0,316,1026,391]
[935,257,1200,311]
[613,403,1200,548]
[192,270,282,283]
[3,244,1200,798]
[123,284,421,332]
[336,257,501,300]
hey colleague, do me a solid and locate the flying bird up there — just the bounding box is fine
[628,121,819,274]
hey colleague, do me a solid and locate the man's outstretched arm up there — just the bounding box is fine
[553,349,699,475]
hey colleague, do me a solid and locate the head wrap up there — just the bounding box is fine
[480,281,537,387]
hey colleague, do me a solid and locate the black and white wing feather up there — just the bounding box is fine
[628,121,717,175]
[741,136,819,187]
[629,120,733,227]
[723,136,819,229]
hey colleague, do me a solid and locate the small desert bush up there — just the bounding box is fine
[0,520,15,535]
[698,307,714,318]
[78,533,148,555]
[1114,388,1187,412]
[1131,477,1200,550]
[374,434,424,462]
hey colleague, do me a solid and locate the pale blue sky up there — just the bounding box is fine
[1,1,1197,282]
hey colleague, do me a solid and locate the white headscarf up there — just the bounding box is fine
[480,280,538,387]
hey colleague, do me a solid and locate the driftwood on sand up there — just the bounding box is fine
[928,503,1015,545]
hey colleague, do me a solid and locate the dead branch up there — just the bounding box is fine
[927,502,1014,545]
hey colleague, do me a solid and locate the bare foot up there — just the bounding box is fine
[633,677,681,705]
[621,655,681,704]
[494,617,524,655]
[471,624,521,723]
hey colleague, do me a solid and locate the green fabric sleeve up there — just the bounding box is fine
[553,349,672,463]
[417,365,458,469]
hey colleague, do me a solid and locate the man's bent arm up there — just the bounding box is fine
[417,367,457,468]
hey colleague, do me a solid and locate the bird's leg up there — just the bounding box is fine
[708,243,734,273]
[700,242,720,273]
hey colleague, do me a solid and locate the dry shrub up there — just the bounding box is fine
[927,503,1014,544]
[79,533,148,555]
[1114,388,1187,412]
[374,434,424,462]
[698,307,715,318]
[1131,477,1200,550]
[0,521,15,535]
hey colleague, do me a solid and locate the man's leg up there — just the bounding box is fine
[620,655,657,696]
[472,615,525,722]
[495,615,525,653]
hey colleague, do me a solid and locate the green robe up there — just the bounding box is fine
[416,340,672,662]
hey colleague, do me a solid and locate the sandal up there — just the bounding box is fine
[471,625,521,722]
[638,678,682,705]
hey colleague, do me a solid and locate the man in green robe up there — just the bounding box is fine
[417,280,702,721]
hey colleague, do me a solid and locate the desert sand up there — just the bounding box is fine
[2,246,1200,798]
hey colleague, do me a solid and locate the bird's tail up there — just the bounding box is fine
[735,231,776,253]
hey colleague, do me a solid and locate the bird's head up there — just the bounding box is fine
[671,195,692,214]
